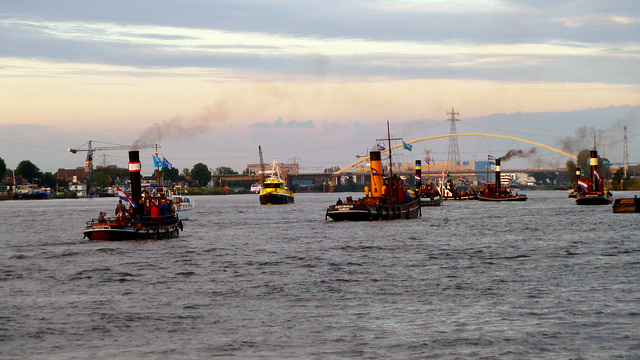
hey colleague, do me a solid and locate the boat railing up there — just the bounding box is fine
[86,213,181,228]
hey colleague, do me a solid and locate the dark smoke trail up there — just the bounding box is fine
[501,148,537,162]
[131,101,229,150]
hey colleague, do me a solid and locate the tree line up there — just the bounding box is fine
[0,157,252,189]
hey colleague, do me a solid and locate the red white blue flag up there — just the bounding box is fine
[117,186,137,208]
[577,179,588,190]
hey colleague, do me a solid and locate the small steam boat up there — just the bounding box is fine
[83,151,183,240]
[612,196,639,213]
[259,158,294,205]
[438,178,478,200]
[325,150,421,221]
[575,150,612,205]
[478,158,527,201]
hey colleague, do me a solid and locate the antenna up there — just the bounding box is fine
[446,108,461,169]
[623,125,629,178]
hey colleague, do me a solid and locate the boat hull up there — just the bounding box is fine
[420,195,443,206]
[83,216,183,241]
[575,192,612,205]
[478,194,528,201]
[259,193,294,205]
[326,200,421,221]
[612,197,639,213]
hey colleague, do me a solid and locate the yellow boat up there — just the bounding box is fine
[259,158,294,205]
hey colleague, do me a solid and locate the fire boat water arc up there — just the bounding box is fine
[83,150,184,241]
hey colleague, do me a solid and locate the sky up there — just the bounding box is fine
[1,1,639,174]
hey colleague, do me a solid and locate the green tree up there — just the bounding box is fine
[15,160,42,183]
[153,167,182,183]
[529,171,558,185]
[0,157,6,180]
[242,167,255,175]
[41,172,58,188]
[566,160,578,183]
[612,167,630,190]
[93,172,111,188]
[215,166,237,176]
[190,163,211,187]
[95,166,129,180]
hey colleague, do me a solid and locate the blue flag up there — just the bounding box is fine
[162,156,173,170]
[488,154,496,161]
[153,155,164,168]
[377,144,386,151]
[403,141,412,151]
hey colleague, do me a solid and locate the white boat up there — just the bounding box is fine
[250,183,264,193]
[170,192,195,220]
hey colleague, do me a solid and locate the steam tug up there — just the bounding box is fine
[325,150,421,221]
[478,158,527,201]
[83,150,183,240]
[575,150,612,205]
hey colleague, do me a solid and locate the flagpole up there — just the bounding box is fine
[155,144,162,192]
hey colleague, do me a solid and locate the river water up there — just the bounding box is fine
[1,191,639,359]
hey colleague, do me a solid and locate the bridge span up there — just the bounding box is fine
[216,168,567,184]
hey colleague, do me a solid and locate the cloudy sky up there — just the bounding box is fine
[1,1,639,173]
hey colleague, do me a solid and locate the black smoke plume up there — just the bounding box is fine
[501,148,537,162]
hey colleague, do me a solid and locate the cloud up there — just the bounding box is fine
[250,118,315,129]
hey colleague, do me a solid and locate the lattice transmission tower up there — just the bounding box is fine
[446,108,461,167]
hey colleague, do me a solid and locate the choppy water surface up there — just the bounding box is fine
[1,191,639,359]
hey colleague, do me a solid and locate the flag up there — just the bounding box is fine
[458,176,465,182]
[377,144,386,151]
[162,156,173,170]
[415,174,420,182]
[446,171,452,178]
[403,141,412,151]
[488,154,496,162]
[577,179,588,190]
[424,158,430,164]
[116,186,137,208]
[593,169,601,183]
[153,155,164,168]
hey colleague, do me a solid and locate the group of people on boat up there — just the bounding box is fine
[98,189,178,224]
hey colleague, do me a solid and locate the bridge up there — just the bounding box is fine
[216,168,568,185]
[334,133,577,174]
[216,133,575,185]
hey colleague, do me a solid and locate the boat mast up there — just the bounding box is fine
[387,120,393,180]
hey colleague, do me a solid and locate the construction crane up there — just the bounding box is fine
[68,140,156,195]
[258,145,265,183]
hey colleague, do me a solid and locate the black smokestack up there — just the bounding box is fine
[415,160,422,193]
[590,150,598,192]
[128,151,142,211]
[495,158,501,191]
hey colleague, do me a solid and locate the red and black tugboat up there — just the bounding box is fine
[575,150,612,205]
[325,150,421,221]
[83,150,183,240]
[478,158,527,201]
